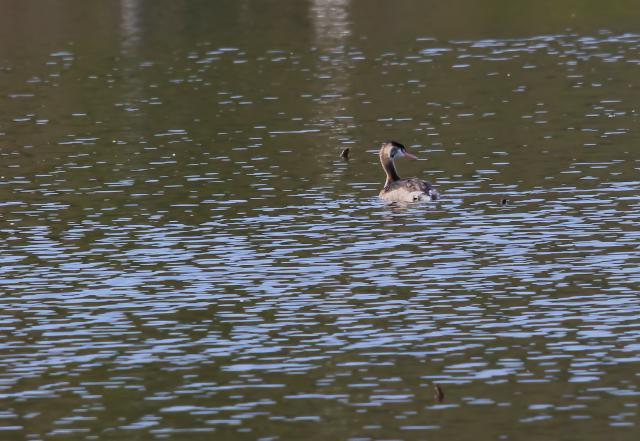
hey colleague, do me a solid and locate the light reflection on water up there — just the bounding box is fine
[1,1,640,439]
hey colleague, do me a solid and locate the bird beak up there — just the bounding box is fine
[404,151,418,160]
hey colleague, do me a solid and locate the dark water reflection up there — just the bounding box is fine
[1,0,640,439]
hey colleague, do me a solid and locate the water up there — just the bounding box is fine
[1,0,640,439]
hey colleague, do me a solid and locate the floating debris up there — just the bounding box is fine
[434,384,444,402]
[340,147,350,160]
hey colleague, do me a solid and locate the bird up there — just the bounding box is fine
[378,141,438,203]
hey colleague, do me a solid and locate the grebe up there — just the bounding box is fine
[378,141,438,203]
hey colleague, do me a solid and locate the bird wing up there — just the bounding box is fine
[388,178,432,193]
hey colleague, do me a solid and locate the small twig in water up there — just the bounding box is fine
[434,384,444,403]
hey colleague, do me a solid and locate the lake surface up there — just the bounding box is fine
[1,0,640,439]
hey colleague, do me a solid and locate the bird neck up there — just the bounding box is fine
[380,152,400,187]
